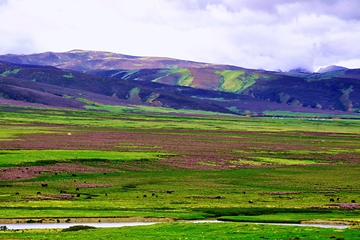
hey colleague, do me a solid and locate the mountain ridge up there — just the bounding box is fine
[0,50,359,116]
[0,50,242,71]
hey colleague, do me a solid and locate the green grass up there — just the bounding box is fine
[3,105,360,133]
[216,70,258,93]
[177,73,194,86]
[1,165,359,218]
[84,103,237,117]
[152,68,190,83]
[1,105,360,238]
[262,110,360,118]
[0,69,20,77]
[0,150,171,167]
[247,156,320,165]
[219,212,360,223]
[63,73,74,78]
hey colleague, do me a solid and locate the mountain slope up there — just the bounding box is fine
[0,62,234,114]
[89,68,360,113]
[0,50,359,115]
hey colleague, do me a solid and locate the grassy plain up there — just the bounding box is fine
[0,105,360,238]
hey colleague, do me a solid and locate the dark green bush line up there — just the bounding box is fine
[193,207,336,217]
[61,225,96,232]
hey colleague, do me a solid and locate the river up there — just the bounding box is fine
[2,220,350,230]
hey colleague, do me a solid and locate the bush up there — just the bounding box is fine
[193,207,333,217]
[0,226,8,231]
[61,225,96,232]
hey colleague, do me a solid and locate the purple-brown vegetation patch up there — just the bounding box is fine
[1,127,359,171]
[0,163,119,181]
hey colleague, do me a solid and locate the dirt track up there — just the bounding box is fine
[300,219,360,226]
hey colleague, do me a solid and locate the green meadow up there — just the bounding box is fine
[0,105,360,239]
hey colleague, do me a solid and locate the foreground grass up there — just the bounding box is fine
[219,212,360,224]
[1,165,359,221]
[1,105,360,238]
[1,222,360,239]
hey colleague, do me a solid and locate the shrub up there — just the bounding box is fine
[61,225,96,232]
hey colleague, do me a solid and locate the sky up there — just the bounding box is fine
[0,0,360,71]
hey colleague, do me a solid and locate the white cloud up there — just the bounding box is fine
[0,0,359,71]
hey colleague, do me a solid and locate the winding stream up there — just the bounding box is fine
[2,220,350,230]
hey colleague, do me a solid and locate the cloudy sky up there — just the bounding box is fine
[0,0,360,71]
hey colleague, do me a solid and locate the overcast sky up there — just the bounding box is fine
[0,0,360,71]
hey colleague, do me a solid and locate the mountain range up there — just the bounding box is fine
[0,50,359,116]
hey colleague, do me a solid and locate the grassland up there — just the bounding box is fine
[0,105,359,238]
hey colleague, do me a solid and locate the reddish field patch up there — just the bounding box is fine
[0,163,119,181]
[1,126,359,171]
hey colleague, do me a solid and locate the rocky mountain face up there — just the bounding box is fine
[0,50,359,115]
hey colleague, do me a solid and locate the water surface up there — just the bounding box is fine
[3,220,349,230]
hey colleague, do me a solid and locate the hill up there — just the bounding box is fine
[89,68,360,114]
[0,62,233,114]
[0,50,359,116]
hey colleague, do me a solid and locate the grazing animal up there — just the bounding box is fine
[351,200,356,203]
[243,191,246,194]
[143,195,147,198]
[330,198,335,202]
[152,193,155,196]
[103,173,106,175]
[76,188,79,191]
[76,194,80,197]
[156,195,158,198]
[337,198,340,201]
[249,200,253,203]
[41,184,48,187]
[37,192,41,195]
[136,196,139,198]
[72,174,77,177]
[15,192,19,195]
